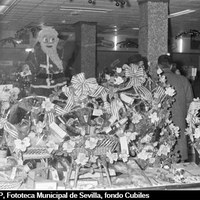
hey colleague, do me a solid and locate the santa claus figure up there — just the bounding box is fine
[25,26,67,96]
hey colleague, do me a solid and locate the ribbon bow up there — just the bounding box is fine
[71,73,103,100]
[62,74,104,114]
[121,64,152,101]
[123,64,146,87]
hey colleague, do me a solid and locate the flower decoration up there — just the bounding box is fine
[165,87,176,97]
[137,146,154,161]
[41,98,54,112]
[169,123,180,137]
[116,67,122,73]
[85,137,98,150]
[75,153,89,166]
[14,137,30,152]
[114,76,124,85]
[119,151,129,162]
[46,140,59,153]
[131,111,142,124]
[157,68,163,75]
[149,112,159,124]
[35,121,45,134]
[62,140,76,153]
[157,144,171,156]
[125,131,138,143]
[106,151,118,164]
[90,155,98,163]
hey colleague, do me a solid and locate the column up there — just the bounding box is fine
[74,22,97,78]
[137,0,169,78]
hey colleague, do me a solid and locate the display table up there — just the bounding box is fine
[16,162,200,190]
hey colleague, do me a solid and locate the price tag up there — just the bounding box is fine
[49,122,67,139]
[93,109,103,116]
[120,136,129,154]
[24,164,31,173]
[10,167,17,180]
[50,168,60,181]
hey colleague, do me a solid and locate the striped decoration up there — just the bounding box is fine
[71,73,99,99]
[94,136,119,155]
[54,105,66,115]
[63,74,105,114]
[154,86,166,103]
[62,86,75,114]
[4,121,19,139]
[135,86,153,101]
[124,64,146,87]
[119,64,152,101]
[111,99,120,120]
[47,112,55,124]
[90,85,105,98]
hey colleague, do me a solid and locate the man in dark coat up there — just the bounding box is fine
[158,55,194,162]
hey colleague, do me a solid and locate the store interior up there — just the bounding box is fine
[0,0,200,190]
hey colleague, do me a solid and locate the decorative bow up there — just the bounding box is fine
[121,64,152,101]
[123,64,146,87]
[71,73,103,100]
[62,73,105,114]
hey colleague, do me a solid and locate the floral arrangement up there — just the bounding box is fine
[2,62,180,175]
[96,64,180,169]
[0,85,20,118]
[185,98,200,156]
[0,85,20,151]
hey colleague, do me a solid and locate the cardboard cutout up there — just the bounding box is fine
[25,26,67,96]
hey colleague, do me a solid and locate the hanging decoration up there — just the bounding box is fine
[175,29,200,39]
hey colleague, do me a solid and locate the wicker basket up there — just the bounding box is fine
[23,146,51,161]
[0,179,23,190]
[0,164,26,190]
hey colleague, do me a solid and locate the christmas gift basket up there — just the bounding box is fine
[0,63,184,189]
[186,98,200,156]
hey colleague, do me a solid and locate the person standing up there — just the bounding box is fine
[158,55,194,162]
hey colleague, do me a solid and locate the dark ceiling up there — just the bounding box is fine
[0,0,200,37]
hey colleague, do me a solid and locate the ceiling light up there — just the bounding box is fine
[60,6,112,13]
[114,0,127,7]
[88,0,96,4]
[132,27,139,30]
[168,9,196,18]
